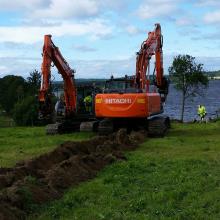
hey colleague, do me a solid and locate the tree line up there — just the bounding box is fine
[0,70,41,126]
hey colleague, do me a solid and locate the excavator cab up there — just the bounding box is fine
[103,76,137,94]
[76,85,101,115]
[53,84,101,117]
[55,100,65,117]
[45,84,101,134]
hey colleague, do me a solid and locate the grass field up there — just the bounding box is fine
[1,122,220,219]
[0,127,94,167]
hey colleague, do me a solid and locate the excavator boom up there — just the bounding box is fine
[135,23,166,93]
[39,35,76,118]
[39,35,100,134]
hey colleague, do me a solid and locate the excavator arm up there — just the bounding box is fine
[39,35,77,118]
[135,23,168,100]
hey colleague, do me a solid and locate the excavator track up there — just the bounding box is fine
[79,116,170,137]
[147,116,170,137]
[46,123,62,135]
[98,119,114,135]
[46,121,82,135]
[80,121,99,132]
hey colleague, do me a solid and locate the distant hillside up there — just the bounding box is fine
[53,79,106,90]
[52,76,158,89]
[52,71,220,90]
[205,70,220,77]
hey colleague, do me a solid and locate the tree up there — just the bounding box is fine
[12,70,41,126]
[0,75,27,113]
[27,69,41,95]
[0,70,42,125]
[168,55,209,122]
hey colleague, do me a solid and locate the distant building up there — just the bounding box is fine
[209,76,220,80]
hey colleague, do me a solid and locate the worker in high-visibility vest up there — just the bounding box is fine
[197,105,206,122]
[84,93,92,113]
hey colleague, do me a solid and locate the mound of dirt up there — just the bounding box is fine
[0,129,147,220]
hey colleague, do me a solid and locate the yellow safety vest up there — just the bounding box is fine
[198,106,206,117]
[84,96,92,104]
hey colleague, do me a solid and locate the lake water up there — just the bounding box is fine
[164,80,220,121]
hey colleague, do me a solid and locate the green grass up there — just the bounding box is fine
[1,122,220,219]
[0,126,94,167]
[32,122,220,220]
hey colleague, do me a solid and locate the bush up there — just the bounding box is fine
[13,96,39,126]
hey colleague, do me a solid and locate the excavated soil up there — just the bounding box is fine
[0,129,147,220]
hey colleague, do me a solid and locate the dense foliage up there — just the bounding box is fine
[0,70,41,126]
[0,75,26,113]
[169,55,209,122]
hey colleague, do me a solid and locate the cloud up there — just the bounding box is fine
[0,42,40,50]
[33,0,127,19]
[136,0,180,19]
[0,19,113,43]
[197,56,220,71]
[125,25,143,35]
[0,53,184,79]
[0,56,41,78]
[0,55,136,79]
[1,53,220,80]
[0,0,48,10]
[196,0,220,7]
[0,65,8,75]
[204,10,220,24]
[33,0,99,19]
[99,0,126,11]
[20,19,62,27]
[175,17,194,26]
[0,0,128,20]
[191,31,220,41]
[199,1,220,24]
[72,45,97,52]
[70,57,136,79]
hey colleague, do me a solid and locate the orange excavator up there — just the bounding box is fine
[39,35,99,134]
[81,23,170,136]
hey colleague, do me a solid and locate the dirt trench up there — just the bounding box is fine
[0,129,147,220]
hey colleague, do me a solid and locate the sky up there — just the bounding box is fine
[0,0,220,80]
